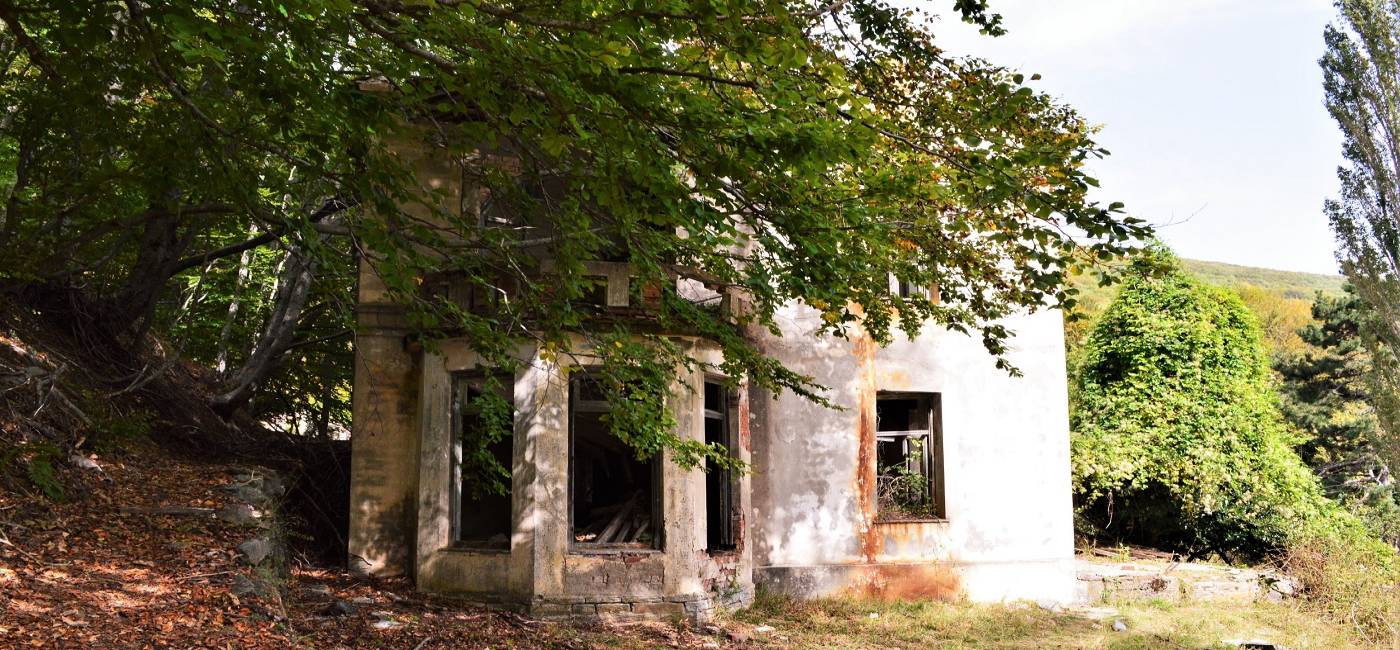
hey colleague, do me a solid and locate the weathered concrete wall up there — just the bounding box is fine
[347,282,419,577]
[347,133,460,577]
[407,336,753,621]
[352,129,1073,609]
[749,304,1076,604]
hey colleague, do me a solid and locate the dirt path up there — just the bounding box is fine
[0,442,722,649]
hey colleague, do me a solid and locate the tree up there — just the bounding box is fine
[0,1,1147,468]
[1322,0,1400,456]
[1278,287,1400,545]
[1072,249,1338,561]
[1233,284,1314,361]
[1277,288,1389,492]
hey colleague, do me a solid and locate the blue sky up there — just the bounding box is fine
[929,0,1345,275]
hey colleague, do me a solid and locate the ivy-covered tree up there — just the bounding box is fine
[0,1,1147,466]
[1072,249,1341,561]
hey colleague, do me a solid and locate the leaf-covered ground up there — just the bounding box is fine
[0,441,721,649]
[0,439,1366,649]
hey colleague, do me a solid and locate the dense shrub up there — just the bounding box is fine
[1072,250,1354,561]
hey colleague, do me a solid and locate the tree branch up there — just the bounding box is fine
[0,1,61,83]
[169,198,351,276]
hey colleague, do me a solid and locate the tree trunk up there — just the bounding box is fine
[215,224,260,375]
[110,199,197,335]
[209,228,325,417]
[0,132,33,255]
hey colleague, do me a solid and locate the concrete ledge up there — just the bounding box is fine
[1074,559,1296,604]
[528,595,718,623]
[757,559,1076,604]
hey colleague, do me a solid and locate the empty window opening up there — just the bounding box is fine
[580,275,609,307]
[895,279,928,299]
[704,379,738,552]
[874,392,945,521]
[453,374,514,549]
[570,375,660,549]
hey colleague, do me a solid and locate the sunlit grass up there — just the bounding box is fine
[722,592,1362,649]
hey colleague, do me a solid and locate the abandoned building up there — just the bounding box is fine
[348,141,1077,621]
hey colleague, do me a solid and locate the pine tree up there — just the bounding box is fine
[1277,288,1388,494]
[1277,287,1400,544]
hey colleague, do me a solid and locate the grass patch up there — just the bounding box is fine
[724,591,1362,649]
[1285,537,1400,645]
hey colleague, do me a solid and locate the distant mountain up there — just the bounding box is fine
[1065,258,1346,356]
[1179,259,1344,300]
[1069,258,1344,311]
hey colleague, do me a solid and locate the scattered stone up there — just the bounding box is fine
[371,619,403,630]
[237,537,274,566]
[1035,599,1063,613]
[258,473,286,498]
[753,624,775,634]
[701,642,720,649]
[348,555,375,576]
[725,628,751,643]
[220,471,286,507]
[350,596,375,606]
[1112,619,1128,632]
[699,623,723,636]
[302,584,333,598]
[230,575,259,597]
[1225,639,1286,650]
[68,453,102,472]
[216,503,262,526]
[324,600,355,617]
[867,612,880,619]
[1260,572,1297,603]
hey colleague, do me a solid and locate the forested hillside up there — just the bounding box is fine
[1068,259,1344,359]
[1070,258,1343,314]
[1181,259,1345,298]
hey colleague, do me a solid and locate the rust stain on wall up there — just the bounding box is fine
[848,564,962,602]
[853,334,880,563]
[882,369,911,391]
[737,386,752,451]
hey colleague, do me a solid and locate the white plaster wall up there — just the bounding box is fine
[750,303,1076,603]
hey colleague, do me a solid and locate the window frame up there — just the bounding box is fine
[449,371,515,551]
[567,371,664,552]
[703,376,740,553]
[873,391,947,523]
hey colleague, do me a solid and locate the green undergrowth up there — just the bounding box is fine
[723,591,1362,649]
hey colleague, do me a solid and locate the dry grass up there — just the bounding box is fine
[1285,538,1400,647]
[725,592,1364,649]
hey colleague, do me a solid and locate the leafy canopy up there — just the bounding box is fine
[0,1,1147,470]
